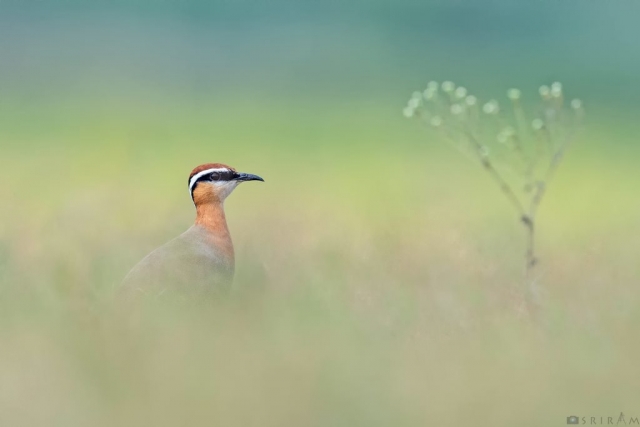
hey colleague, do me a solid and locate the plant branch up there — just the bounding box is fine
[464,131,527,218]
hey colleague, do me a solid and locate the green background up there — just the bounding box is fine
[0,1,638,426]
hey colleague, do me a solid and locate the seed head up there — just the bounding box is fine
[531,119,544,130]
[408,97,421,109]
[455,87,467,99]
[482,100,499,114]
[550,82,562,98]
[507,88,521,101]
[441,81,455,93]
[465,95,477,106]
[539,85,550,99]
[403,106,415,118]
[423,88,437,100]
[571,99,583,110]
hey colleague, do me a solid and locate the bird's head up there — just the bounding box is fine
[188,163,264,205]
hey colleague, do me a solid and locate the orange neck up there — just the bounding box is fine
[195,202,235,263]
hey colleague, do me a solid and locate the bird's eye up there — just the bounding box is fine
[209,172,220,181]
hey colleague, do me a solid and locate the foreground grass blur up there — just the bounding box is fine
[0,98,639,426]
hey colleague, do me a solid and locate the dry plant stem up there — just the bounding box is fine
[464,132,526,217]
[522,215,537,302]
[473,110,577,310]
[464,131,542,309]
[523,125,577,305]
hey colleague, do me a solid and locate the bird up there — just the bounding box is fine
[120,163,264,301]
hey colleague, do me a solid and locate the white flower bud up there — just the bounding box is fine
[531,119,544,130]
[482,100,499,114]
[408,97,420,109]
[403,106,415,118]
[507,88,521,100]
[430,116,443,127]
[539,85,550,99]
[465,95,477,106]
[441,81,455,93]
[423,88,436,100]
[550,82,562,98]
[571,99,582,109]
[454,87,467,99]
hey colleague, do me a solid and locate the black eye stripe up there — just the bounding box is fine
[189,170,238,198]
[189,168,238,201]
[210,171,235,181]
[190,170,235,190]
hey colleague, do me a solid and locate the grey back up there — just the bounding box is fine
[120,225,234,302]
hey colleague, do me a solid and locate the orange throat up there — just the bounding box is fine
[194,202,235,264]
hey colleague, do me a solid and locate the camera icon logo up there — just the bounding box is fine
[567,415,580,424]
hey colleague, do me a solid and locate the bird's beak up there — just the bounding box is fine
[234,172,264,182]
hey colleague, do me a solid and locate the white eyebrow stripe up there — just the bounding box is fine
[189,168,229,193]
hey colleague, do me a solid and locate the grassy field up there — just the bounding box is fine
[1,94,639,426]
[1,2,640,425]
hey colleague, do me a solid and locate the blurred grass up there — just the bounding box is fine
[1,95,639,426]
